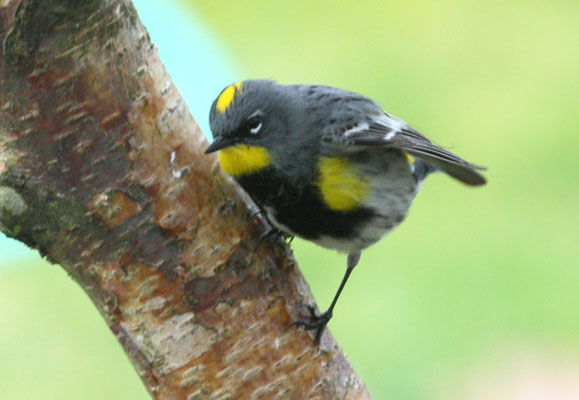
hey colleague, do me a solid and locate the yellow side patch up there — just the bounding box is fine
[317,157,370,212]
[218,144,271,176]
[216,82,242,113]
[402,151,414,164]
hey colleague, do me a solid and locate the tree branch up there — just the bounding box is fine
[0,0,372,398]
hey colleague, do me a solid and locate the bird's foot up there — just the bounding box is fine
[290,305,333,345]
[254,225,284,253]
[254,225,294,253]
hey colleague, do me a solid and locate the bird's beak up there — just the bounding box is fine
[204,136,236,154]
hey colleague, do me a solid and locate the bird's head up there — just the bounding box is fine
[205,80,290,177]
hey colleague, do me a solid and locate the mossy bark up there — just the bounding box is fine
[0,1,372,399]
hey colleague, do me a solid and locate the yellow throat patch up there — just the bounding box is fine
[216,82,243,113]
[317,157,370,212]
[218,145,271,176]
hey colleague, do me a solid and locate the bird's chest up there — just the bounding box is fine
[235,167,374,241]
[235,169,303,215]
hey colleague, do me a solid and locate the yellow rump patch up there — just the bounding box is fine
[216,82,243,113]
[218,144,271,176]
[402,151,415,164]
[317,157,370,212]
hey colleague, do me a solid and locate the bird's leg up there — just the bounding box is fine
[252,207,294,252]
[254,224,284,253]
[291,251,361,344]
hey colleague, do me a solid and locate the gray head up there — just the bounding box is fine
[205,80,293,154]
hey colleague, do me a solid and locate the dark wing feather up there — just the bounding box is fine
[323,112,487,186]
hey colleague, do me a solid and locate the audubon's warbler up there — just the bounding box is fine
[205,80,486,343]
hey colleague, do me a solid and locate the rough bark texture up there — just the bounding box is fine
[0,1,372,399]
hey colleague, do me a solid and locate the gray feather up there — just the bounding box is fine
[321,107,487,186]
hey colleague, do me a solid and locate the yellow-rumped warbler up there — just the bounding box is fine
[205,80,486,343]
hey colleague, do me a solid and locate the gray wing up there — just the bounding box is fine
[322,108,487,186]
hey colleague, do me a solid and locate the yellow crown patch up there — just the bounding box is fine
[216,82,243,113]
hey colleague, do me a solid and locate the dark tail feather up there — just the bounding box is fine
[411,153,487,186]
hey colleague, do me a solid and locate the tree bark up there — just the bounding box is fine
[0,1,372,399]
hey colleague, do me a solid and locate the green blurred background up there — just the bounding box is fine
[1,0,577,399]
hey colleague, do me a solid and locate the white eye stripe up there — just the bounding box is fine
[248,109,264,119]
[250,122,263,134]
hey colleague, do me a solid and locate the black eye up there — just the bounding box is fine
[247,115,263,135]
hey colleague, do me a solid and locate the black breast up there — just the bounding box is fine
[236,168,375,240]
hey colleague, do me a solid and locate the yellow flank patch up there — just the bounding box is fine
[317,157,370,212]
[215,82,242,113]
[403,151,415,164]
[218,144,271,176]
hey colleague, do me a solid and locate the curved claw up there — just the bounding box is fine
[254,226,283,253]
[290,305,333,345]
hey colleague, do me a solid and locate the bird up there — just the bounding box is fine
[205,79,486,343]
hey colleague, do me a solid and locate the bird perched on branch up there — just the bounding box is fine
[206,80,486,344]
